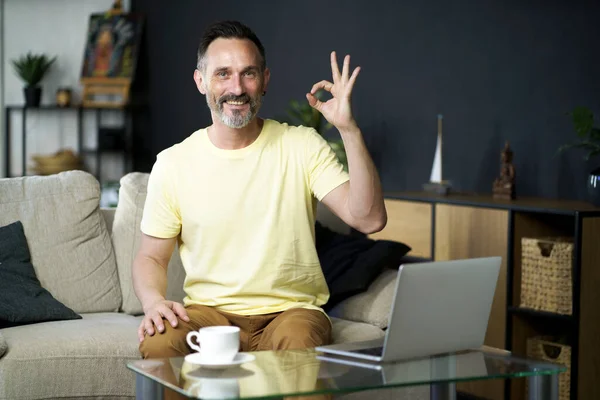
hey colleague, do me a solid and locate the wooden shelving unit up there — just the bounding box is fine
[370,192,600,400]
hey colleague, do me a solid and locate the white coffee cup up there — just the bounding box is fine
[186,326,240,363]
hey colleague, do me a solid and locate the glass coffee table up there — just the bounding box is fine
[127,347,566,399]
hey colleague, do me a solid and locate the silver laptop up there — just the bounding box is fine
[316,257,501,366]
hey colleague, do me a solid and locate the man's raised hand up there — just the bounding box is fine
[306,51,360,132]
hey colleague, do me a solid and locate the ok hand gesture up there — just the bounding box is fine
[306,51,360,133]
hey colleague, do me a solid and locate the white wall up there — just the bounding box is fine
[1,0,130,180]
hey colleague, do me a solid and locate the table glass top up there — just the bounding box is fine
[127,348,566,399]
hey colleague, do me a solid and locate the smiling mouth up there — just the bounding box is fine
[225,100,248,106]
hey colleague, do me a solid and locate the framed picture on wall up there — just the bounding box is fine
[80,12,144,107]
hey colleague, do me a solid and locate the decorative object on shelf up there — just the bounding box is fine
[10,52,57,107]
[493,141,516,200]
[31,149,83,176]
[80,3,143,108]
[55,88,72,107]
[423,114,452,195]
[558,106,600,206]
[520,237,573,315]
[285,90,348,171]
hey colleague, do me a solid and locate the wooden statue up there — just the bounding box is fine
[493,141,516,200]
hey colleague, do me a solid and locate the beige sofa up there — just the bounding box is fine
[0,171,420,400]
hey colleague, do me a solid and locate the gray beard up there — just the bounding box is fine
[207,94,261,129]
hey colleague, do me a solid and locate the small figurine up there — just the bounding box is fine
[493,141,516,200]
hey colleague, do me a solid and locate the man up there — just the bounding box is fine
[133,20,386,358]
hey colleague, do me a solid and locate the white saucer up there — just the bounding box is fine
[184,352,256,370]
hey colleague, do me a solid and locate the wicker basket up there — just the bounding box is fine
[31,149,82,176]
[520,237,573,315]
[527,337,571,400]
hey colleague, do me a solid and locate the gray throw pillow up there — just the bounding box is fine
[0,221,81,328]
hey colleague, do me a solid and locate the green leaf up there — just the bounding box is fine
[569,141,600,151]
[11,52,56,86]
[560,107,600,160]
[285,91,335,136]
[586,148,600,161]
[558,141,600,160]
[570,106,594,138]
[286,109,303,122]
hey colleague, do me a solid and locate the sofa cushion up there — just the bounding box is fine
[0,221,81,328]
[328,269,398,329]
[0,171,121,313]
[316,222,410,311]
[113,172,187,315]
[0,313,142,399]
[330,317,385,344]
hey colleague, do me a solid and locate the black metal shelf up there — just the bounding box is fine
[4,105,136,183]
[508,306,574,323]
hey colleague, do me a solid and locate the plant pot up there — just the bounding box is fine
[24,86,42,107]
[588,167,600,207]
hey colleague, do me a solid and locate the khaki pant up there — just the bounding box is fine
[139,305,331,400]
[139,305,332,357]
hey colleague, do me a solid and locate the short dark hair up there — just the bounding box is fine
[197,20,266,72]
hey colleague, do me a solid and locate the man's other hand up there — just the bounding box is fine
[137,299,190,342]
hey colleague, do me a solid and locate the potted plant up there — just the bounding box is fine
[11,52,57,107]
[558,106,600,206]
[285,91,348,171]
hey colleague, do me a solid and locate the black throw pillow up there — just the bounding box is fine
[315,222,411,311]
[0,221,81,328]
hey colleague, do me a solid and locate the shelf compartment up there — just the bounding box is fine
[527,336,572,400]
[511,212,575,310]
[510,313,573,400]
[508,306,574,323]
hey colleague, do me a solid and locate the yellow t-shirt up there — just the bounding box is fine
[140,119,349,315]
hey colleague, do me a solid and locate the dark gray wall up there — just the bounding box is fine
[132,0,600,201]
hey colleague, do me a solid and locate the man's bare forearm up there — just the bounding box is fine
[340,124,387,233]
[132,255,169,311]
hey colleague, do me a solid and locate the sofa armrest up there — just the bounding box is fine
[327,269,398,329]
[0,331,7,359]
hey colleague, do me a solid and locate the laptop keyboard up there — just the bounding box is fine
[353,346,384,356]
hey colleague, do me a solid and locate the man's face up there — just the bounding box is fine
[195,38,269,128]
